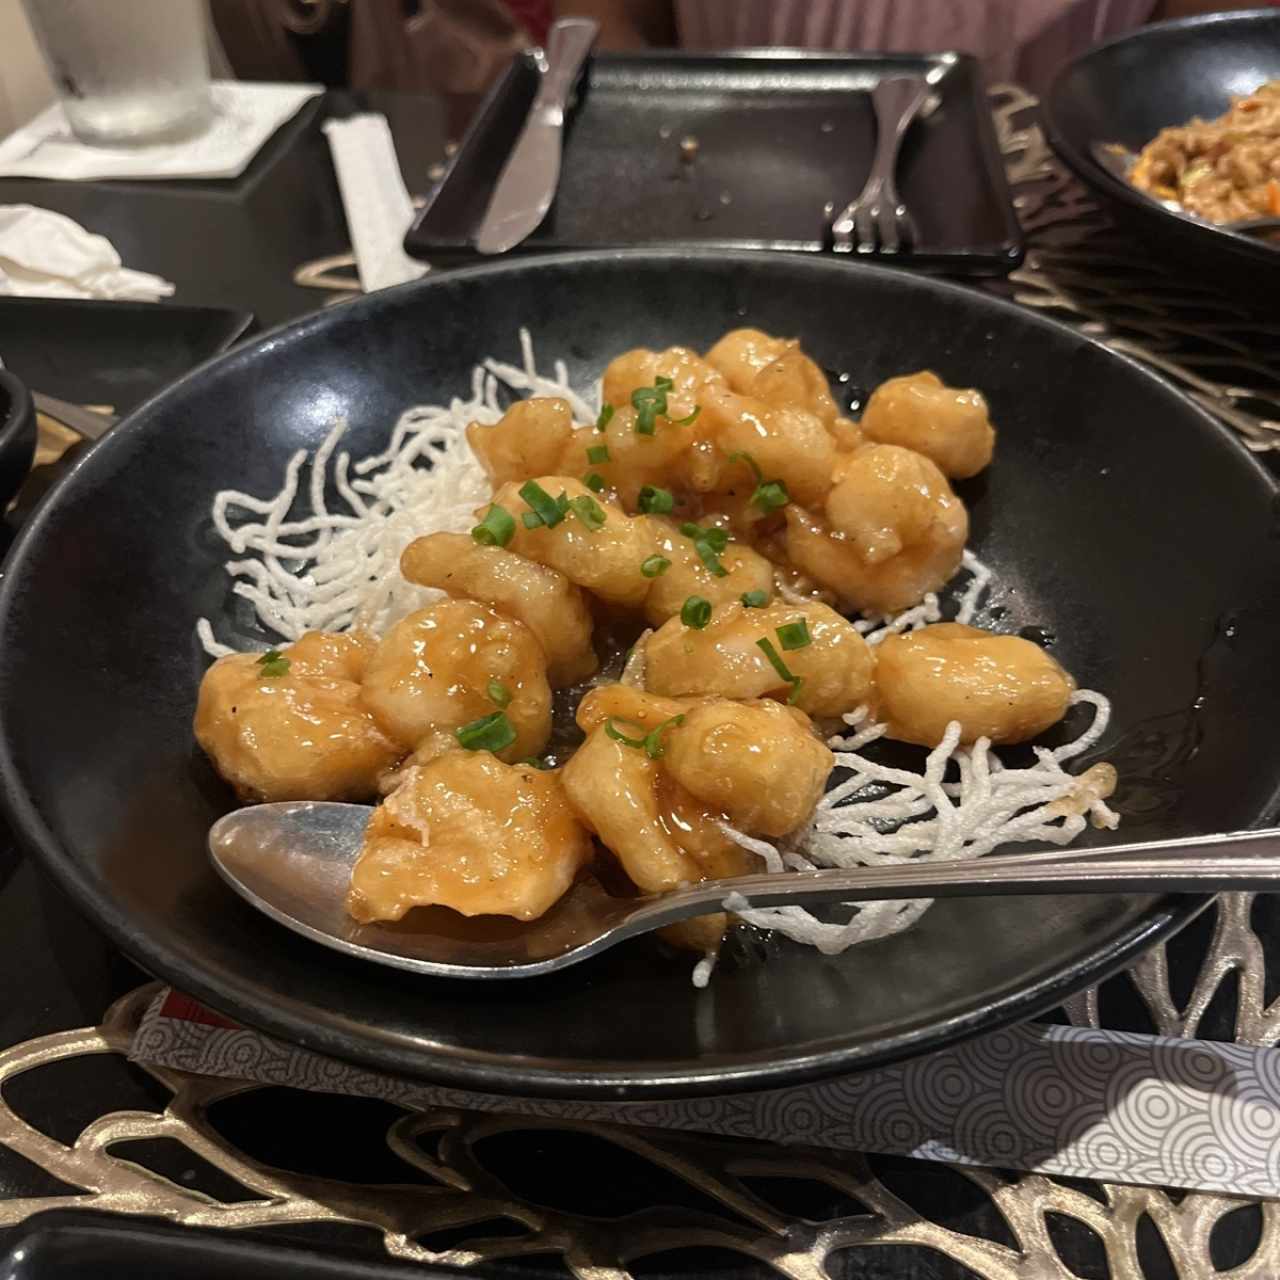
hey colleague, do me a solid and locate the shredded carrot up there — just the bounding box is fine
[1268,179,1280,216]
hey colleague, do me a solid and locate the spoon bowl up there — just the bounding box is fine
[210,802,1280,980]
[208,802,639,977]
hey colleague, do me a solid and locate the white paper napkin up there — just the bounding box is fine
[323,114,428,293]
[0,205,174,300]
[0,82,322,182]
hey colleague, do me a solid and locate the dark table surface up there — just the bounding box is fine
[0,90,465,332]
[0,84,1275,1280]
[0,87,461,1206]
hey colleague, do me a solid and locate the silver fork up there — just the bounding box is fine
[832,76,933,255]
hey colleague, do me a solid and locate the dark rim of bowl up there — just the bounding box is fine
[0,249,1270,1098]
[1044,8,1280,266]
[0,367,30,425]
[0,368,36,501]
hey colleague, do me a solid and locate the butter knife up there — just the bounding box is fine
[474,18,599,255]
[33,390,117,441]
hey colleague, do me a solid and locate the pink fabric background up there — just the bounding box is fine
[674,0,1158,91]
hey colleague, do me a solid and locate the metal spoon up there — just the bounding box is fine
[209,803,1280,980]
[1089,141,1280,237]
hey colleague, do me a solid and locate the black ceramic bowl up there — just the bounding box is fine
[1045,9,1280,292]
[0,370,36,509]
[1,251,1278,1098]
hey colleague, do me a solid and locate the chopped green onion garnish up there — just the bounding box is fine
[654,375,675,391]
[584,472,606,493]
[740,589,769,608]
[693,539,727,577]
[756,636,804,703]
[641,554,671,578]
[788,678,805,705]
[757,636,792,682]
[586,444,610,464]
[727,453,790,513]
[596,404,615,431]
[522,511,544,529]
[682,595,712,629]
[519,480,566,528]
[673,406,701,426]
[680,521,729,577]
[728,450,763,482]
[604,713,686,758]
[455,711,517,753]
[642,714,685,759]
[679,521,728,552]
[471,503,515,547]
[257,649,290,678]
[752,479,790,513]
[568,493,608,531]
[631,386,662,435]
[776,620,811,650]
[638,486,674,514]
[605,718,647,749]
[487,679,511,708]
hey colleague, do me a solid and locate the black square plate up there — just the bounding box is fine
[2,1211,459,1280]
[405,50,1022,272]
[0,298,254,535]
[0,298,253,415]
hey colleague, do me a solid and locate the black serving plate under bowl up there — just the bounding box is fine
[3,1211,462,1280]
[1,251,1278,1099]
[1045,9,1280,294]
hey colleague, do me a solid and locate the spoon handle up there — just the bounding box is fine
[619,828,1280,935]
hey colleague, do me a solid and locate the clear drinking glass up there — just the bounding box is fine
[22,0,213,146]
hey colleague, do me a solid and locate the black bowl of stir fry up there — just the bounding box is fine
[1,249,1278,1097]
[1046,9,1280,293]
